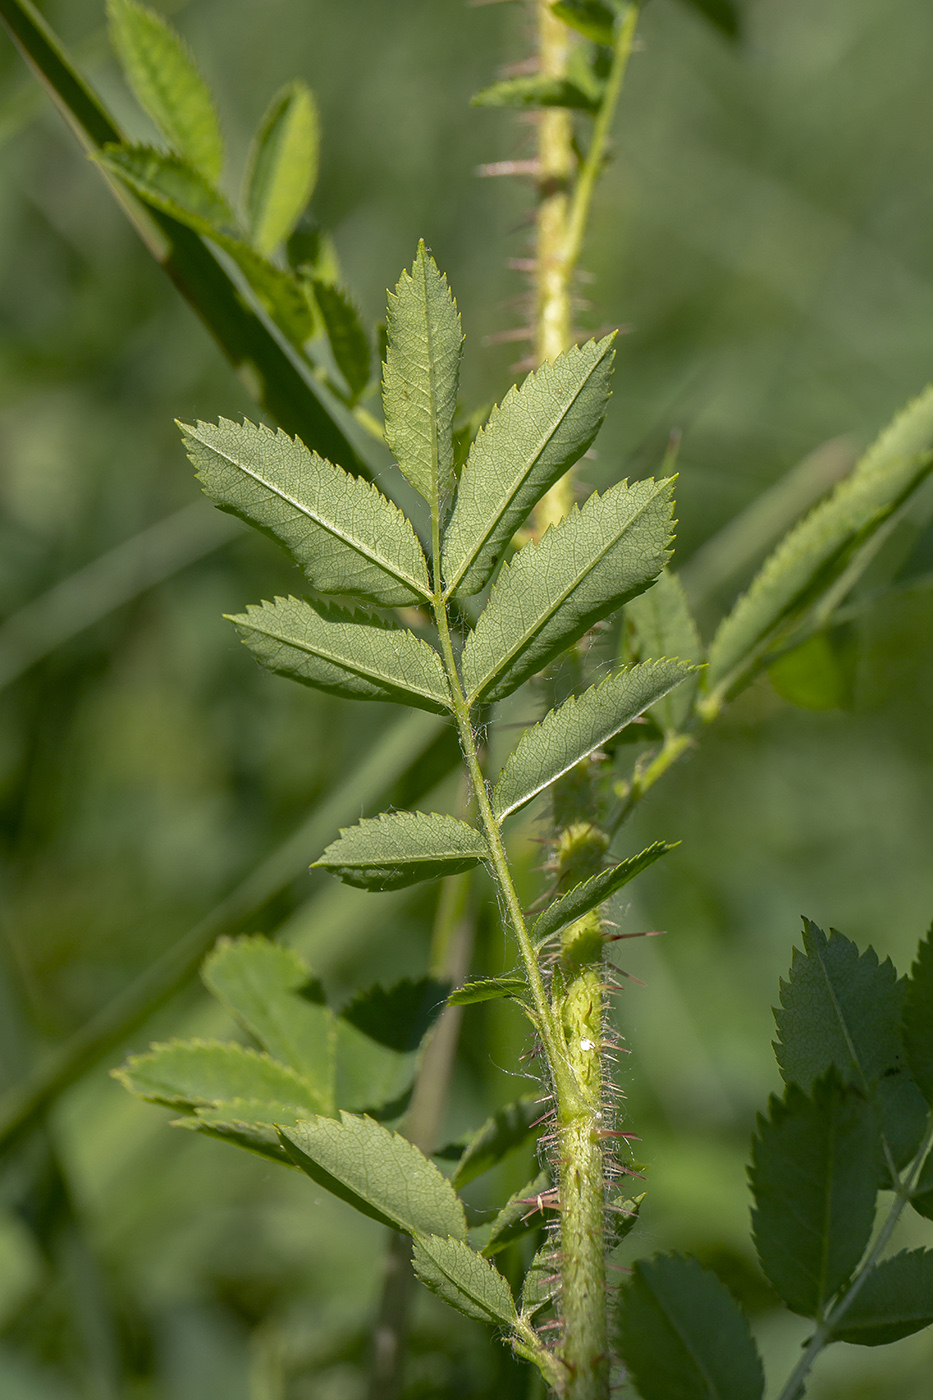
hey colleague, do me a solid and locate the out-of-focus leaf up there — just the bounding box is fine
[492,661,693,820]
[450,1097,542,1188]
[675,0,741,40]
[443,337,615,597]
[532,842,674,944]
[339,977,449,1053]
[333,1019,415,1118]
[114,1039,325,1112]
[179,1098,316,1163]
[750,1073,878,1318]
[201,936,333,1106]
[480,1170,551,1256]
[550,0,617,47]
[314,811,488,892]
[228,597,451,713]
[910,1147,933,1221]
[313,280,372,404]
[412,1234,517,1325]
[768,628,856,711]
[616,1253,764,1400]
[471,74,602,114]
[831,1249,933,1345]
[244,79,319,255]
[383,241,462,512]
[107,0,223,182]
[903,925,933,1104]
[448,976,527,1006]
[280,1112,467,1238]
[181,417,430,607]
[625,568,702,730]
[462,478,675,704]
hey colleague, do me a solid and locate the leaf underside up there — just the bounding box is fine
[314,810,488,892]
[625,567,702,731]
[412,1234,517,1325]
[451,1097,542,1188]
[521,1241,561,1318]
[114,1038,326,1114]
[448,976,527,1006]
[462,476,675,704]
[244,80,319,256]
[532,841,674,943]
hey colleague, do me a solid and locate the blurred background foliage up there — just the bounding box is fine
[0,0,932,1396]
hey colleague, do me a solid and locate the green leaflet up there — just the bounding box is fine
[626,568,702,731]
[677,0,741,40]
[314,811,488,892]
[280,1111,467,1239]
[383,242,462,511]
[750,1073,879,1318]
[480,1170,551,1256]
[333,1019,415,1119]
[340,977,449,1053]
[180,1098,315,1164]
[442,337,615,597]
[450,1097,541,1188]
[706,385,933,695]
[201,936,333,1109]
[97,145,316,346]
[616,1254,764,1400]
[313,281,372,404]
[831,1249,933,1346]
[181,417,430,607]
[462,477,674,704]
[113,1038,326,1114]
[532,841,674,943]
[550,0,617,47]
[413,1234,517,1326]
[244,80,319,256]
[448,976,527,1006]
[911,1149,933,1222]
[775,919,928,1173]
[521,1243,561,1318]
[228,598,451,713]
[903,925,933,1104]
[335,977,449,1115]
[492,660,693,820]
[107,0,224,183]
[471,75,603,114]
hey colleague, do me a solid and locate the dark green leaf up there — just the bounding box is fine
[903,925,933,1104]
[675,0,741,40]
[481,1170,551,1256]
[339,977,449,1053]
[448,976,527,1006]
[492,660,693,820]
[750,1073,879,1317]
[442,337,615,597]
[471,75,602,114]
[412,1234,517,1326]
[451,1097,542,1188]
[244,80,319,255]
[280,1111,467,1238]
[617,1253,765,1400]
[114,1038,325,1113]
[532,842,673,944]
[831,1249,933,1345]
[314,811,488,892]
[107,0,224,182]
[625,568,702,731]
[181,417,430,607]
[911,1148,933,1222]
[551,1,617,46]
[228,598,451,713]
[313,281,372,404]
[462,477,675,704]
[383,241,462,513]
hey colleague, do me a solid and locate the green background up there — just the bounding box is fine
[0,0,932,1395]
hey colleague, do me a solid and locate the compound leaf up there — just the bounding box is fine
[532,841,674,943]
[201,936,333,1107]
[280,1111,467,1238]
[903,924,933,1104]
[412,1234,517,1326]
[550,1,617,46]
[450,1097,541,1188]
[831,1249,933,1345]
[314,811,487,892]
[626,568,702,731]
[448,976,527,1006]
[706,386,933,696]
[750,1073,879,1318]
[471,75,602,113]
[228,598,451,713]
[442,337,615,597]
[244,80,319,255]
[313,280,372,404]
[492,660,693,820]
[617,1253,764,1400]
[114,1038,324,1113]
[181,417,430,607]
[462,477,675,704]
[383,242,462,513]
[107,0,223,183]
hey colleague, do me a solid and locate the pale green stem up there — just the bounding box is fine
[776,1112,933,1400]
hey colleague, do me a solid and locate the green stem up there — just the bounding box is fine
[776,1112,933,1400]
